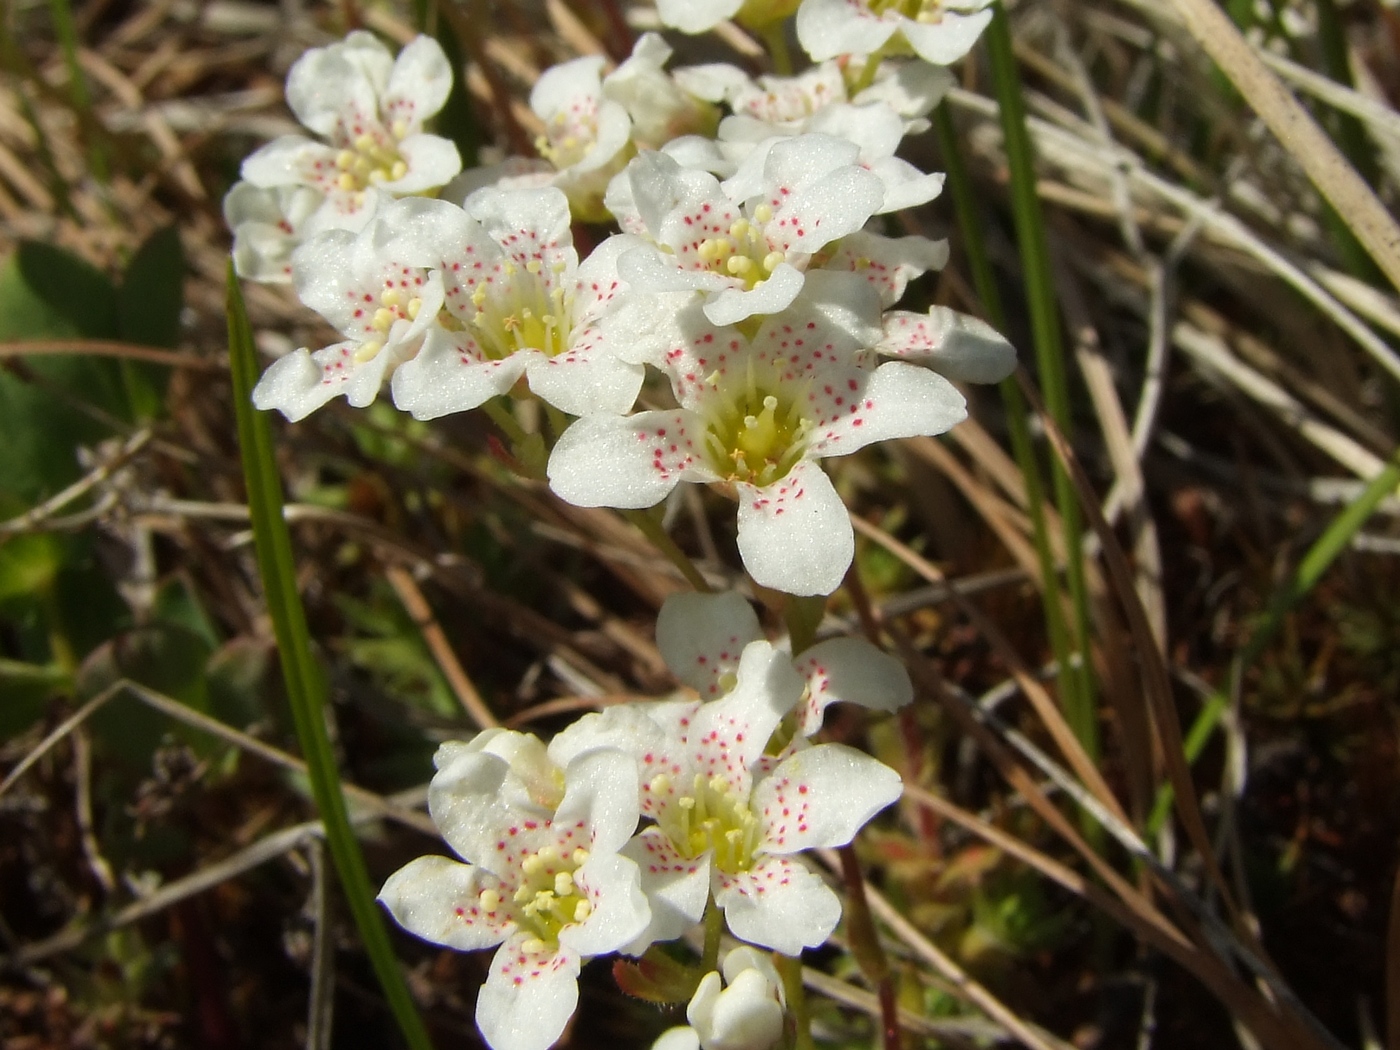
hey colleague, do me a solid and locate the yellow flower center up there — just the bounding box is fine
[333,122,411,192]
[466,260,574,360]
[479,844,593,954]
[354,280,423,362]
[700,365,811,486]
[695,206,789,292]
[651,772,761,874]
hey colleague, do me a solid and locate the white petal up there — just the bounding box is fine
[693,641,806,784]
[548,411,708,509]
[796,0,900,62]
[555,748,641,856]
[655,592,763,699]
[820,230,948,309]
[690,969,784,1050]
[524,339,644,417]
[285,37,384,138]
[563,851,651,956]
[714,855,840,954]
[653,1028,701,1050]
[621,245,730,296]
[384,133,463,192]
[390,330,528,419]
[531,55,607,122]
[755,743,902,853]
[385,35,453,127]
[656,0,743,33]
[250,342,382,422]
[735,461,852,597]
[878,307,1017,383]
[444,731,564,811]
[701,263,805,326]
[795,637,912,734]
[378,855,513,951]
[240,135,328,188]
[899,9,995,66]
[770,165,885,254]
[477,934,582,1050]
[466,186,573,270]
[619,830,711,953]
[855,59,954,120]
[809,360,967,458]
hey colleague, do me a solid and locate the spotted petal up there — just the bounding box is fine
[877,306,1017,383]
[378,855,514,952]
[713,854,841,955]
[806,360,967,459]
[735,460,853,597]
[755,743,902,854]
[619,829,711,952]
[548,410,711,510]
[477,934,583,1050]
[655,591,763,699]
[794,637,912,734]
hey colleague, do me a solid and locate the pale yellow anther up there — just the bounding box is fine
[471,285,488,308]
[407,297,422,320]
[335,150,356,170]
[381,288,403,308]
[571,848,590,865]
[391,119,409,140]
[753,203,774,224]
[727,256,753,276]
[678,796,696,811]
[762,251,786,273]
[337,172,357,192]
[367,169,387,184]
[371,308,395,332]
[521,938,549,955]
[729,219,750,240]
[390,161,408,181]
[554,872,574,896]
[478,889,501,911]
[650,774,671,794]
[352,340,382,363]
[573,900,592,922]
[355,134,377,152]
[526,259,542,274]
[521,855,543,876]
[854,256,872,270]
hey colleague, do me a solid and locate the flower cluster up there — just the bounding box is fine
[230,9,1009,1050]
[381,592,910,1050]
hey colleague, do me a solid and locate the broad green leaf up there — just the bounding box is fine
[118,226,183,418]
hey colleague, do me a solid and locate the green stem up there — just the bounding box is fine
[701,895,724,972]
[763,23,793,76]
[227,266,435,1050]
[985,4,1099,759]
[774,952,814,1050]
[481,397,528,445]
[624,508,711,592]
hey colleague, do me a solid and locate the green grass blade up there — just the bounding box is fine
[1147,448,1400,836]
[45,0,108,184]
[226,264,435,1050]
[984,4,1098,757]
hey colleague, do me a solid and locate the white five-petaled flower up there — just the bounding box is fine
[251,195,443,421]
[603,34,721,152]
[388,187,644,419]
[223,182,325,284]
[652,947,786,1050]
[606,134,887,325]
[547,280,967,595]
[552,639,903,955]
[655,590,912,738]
[796,0,995,67]
[240,32,461,235]
[379,740,650,1050]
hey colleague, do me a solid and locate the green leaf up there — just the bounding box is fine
[227,264,435,1050]
[0,658,68,737]
[15,240,118,339]
[117,226,184,418]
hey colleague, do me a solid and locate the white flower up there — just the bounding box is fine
[223,182,324,284]
[552,640,903,955]
[875,305,1017,383]
[607,134,886,325]
[655,591,911,736]
[529,54,634,222]
[251,195,444,421]
[604,34,720,151]
[720,103,945,213]
[240,32,461,234]
[656,0,799,34]
[388,188,644,419]
[654,948,786,1050]
[797,0,995,66]
[379,741,650,1050]
[547,282,967,595]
